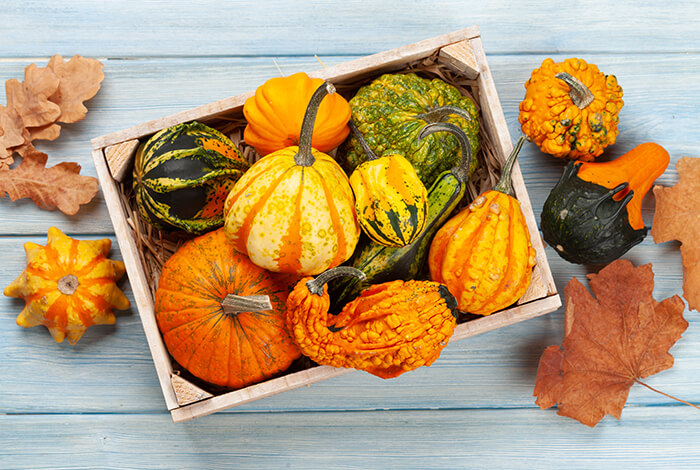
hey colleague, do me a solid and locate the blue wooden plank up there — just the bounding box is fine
[2,408,700,469]
[0,1,699,57]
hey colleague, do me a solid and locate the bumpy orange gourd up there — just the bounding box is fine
[243,72,351,156]
[225,82,360,275]
[286,267,458,378]
[429,137,536,316]
[154,228,300,389]
[519,58,624,161]
[4,227,130,344]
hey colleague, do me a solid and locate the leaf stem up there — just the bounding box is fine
[635,379,700,410]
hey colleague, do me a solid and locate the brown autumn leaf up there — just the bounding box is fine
[0,105,25,168]
[47,55,105,124]
[0,150,98,215]
[652,157,700,311]
[534,259,688,427]
[5,64,61,128]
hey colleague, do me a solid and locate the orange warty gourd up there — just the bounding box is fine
[225,81,360,276]
[429,136,536,316]
[154,228,301,389]
[243,72,352,156]
[286,267,458,379]
[4,227,130,344]
[519,58,624,161]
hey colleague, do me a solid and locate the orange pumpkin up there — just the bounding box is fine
[154,228,301,389]
[243,72,351,156]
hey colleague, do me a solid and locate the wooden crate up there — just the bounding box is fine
[91,26,561,423]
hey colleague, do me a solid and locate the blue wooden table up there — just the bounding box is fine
[2,2,699,468]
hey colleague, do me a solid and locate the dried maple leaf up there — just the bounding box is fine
[534,259,689,427]
[47,55,104,124]
[652,157,700,311]
[0,150,98,215]
[5,64,61,128]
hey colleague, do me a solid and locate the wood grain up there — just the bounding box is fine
[1,1,699,57]
[3,408,700,469]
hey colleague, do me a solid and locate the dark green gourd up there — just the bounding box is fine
[540,151,665,265]
[133,121,249,234]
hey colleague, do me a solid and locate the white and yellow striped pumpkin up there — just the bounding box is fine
[224,82,359,275]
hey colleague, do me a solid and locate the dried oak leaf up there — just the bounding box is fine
[0,105,25,168]
[534,259,687,427]
[652,157,700,311]
[5,64,61,128]
[0,150,98,215]
[47,55,104,124]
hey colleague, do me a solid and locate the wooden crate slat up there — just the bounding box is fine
[105,139,140,183]
[91,148,179,410]
[438,40,480,80]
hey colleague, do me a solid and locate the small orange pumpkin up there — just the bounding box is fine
[243,72,351,156]
[4,227,130,344]
[154,228,300,389]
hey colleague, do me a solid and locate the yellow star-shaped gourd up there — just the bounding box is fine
[4,227,130,344]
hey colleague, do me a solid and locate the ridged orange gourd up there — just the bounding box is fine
[429,136,536,315]
[243,72,351,156]
[225,82,360,275]
[4,227,130,344]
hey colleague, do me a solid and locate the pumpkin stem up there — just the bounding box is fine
[418,122,472,183]
[348,120,379,161]
[221,294,273,314]
[294,81,336,167]
[306,266,367,296]
[415,105,473,124]
[493,136,526,197]
[57,274,79,295]
[555,72,594,109]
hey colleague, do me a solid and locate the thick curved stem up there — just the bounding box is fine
[415,105,473,124]
[493,136,526,197]
[294,81,335,167]
[555,72,594,109]
[221,294,272,315]
[306,266,366,296]
[418,122,472,183]
[348,120,379,161]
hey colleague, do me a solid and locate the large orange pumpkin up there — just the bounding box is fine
[154,228,301,389]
